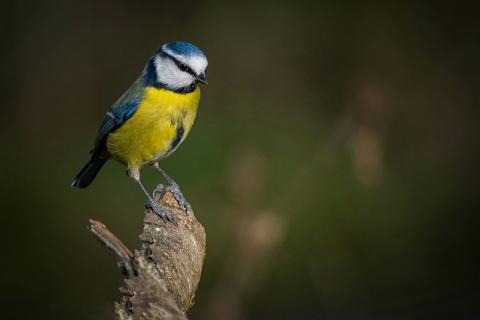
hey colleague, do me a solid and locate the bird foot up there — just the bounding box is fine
[154,183,193,214]
[145,199,176,223]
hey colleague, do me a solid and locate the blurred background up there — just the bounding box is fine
[1,1,479,319]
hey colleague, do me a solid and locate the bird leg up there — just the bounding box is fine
[127,168,175,223]
[152,163,193,214]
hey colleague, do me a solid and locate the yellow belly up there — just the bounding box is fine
[106,86,200,168]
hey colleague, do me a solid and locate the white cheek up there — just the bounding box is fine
[154,56,194,89]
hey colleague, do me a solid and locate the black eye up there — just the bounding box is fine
[179,63,188,71]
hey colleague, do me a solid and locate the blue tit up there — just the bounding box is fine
[72,41,208,221]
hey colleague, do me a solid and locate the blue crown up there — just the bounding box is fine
[161,41,206,58]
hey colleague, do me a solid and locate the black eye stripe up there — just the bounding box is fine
[160,50,199,76]
[171,56,196,76]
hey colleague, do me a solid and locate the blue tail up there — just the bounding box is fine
[71,158,107,188]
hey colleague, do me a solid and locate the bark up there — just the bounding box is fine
[88,191,206,320]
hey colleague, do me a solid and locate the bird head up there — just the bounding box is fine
[146,41,208,92]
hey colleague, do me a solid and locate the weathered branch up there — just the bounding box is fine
[88,219,135,277]
[88,191,206,320]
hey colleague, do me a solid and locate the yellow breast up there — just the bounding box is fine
[106,86,201,168]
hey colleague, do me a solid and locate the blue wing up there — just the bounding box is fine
[92,77,144,157]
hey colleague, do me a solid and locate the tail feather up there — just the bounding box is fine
[71,158,107,188]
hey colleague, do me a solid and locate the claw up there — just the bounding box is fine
[153,184,167,197]
[153,182,192,214]
[151,164,193,214]
[168,183,192,214]
[146,199,176,224]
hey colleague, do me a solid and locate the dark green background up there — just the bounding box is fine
[1,1,479,319]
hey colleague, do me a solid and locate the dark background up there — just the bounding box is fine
[1,1,479,319]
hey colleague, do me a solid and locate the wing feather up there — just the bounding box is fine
[91,77,144,157]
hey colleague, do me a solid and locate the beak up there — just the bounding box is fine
[196,72,208,85]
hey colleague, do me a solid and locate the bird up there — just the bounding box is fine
[72,41,208,221]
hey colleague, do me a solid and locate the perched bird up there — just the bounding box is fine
[72,41,208,221]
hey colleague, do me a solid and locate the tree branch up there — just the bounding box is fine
[88,190,206,319]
